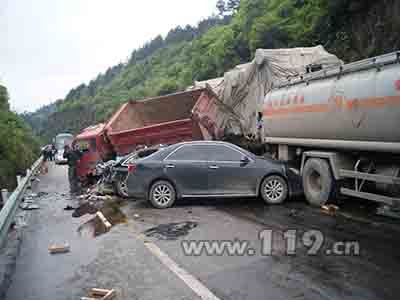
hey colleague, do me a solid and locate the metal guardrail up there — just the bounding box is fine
[0,156,43,248]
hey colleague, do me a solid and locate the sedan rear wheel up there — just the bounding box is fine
[261,175,288,204]
[149,180,176,209]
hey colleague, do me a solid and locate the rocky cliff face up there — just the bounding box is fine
[350,0,400,59]
[317,0,400,62]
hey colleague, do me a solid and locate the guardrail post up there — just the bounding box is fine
[16,175,22,186]
[26,169,32,188]
[1,189,8,204]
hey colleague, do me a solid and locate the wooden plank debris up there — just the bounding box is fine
[102,289,116,300]
[90,288,111,297]
[48,243,70,254]
[81,288,116,300]
[321,204,339,216]
[96,212,112,230]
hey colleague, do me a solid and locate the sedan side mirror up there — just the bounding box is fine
[240,156,250,165]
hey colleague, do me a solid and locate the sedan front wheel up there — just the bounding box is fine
[261,175,288,204]
[149,180,176,209]
[115,179,130,198]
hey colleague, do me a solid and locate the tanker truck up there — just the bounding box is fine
[262,51,400,208]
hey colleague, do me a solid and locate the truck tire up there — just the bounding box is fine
[260,175,288,204]
[149,180,176,209]
[302,158,336,206]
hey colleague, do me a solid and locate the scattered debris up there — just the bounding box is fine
[40,164,49,174]
[78,194,90,200]
[92,288,116,299]
[73,186,119,218]
[92,195,113,201]
[64,205,76,211]
[19,203,40,210]
[96,211,112,230]
[77,202,127,238]
[81,288,116,300]
[73,202,98,218]
[75,187,126,237]
[78,191,114,202]
[14,213,28,228]
[24,198,35,204]
[37,191,48,197]
[48,243,70,254]
[144,222,198,240]
[321,204,339,216]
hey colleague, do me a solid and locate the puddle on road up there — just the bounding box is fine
[143,221,198,240]
[77,201,127,238]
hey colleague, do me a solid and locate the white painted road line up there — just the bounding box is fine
[145,241,222,300]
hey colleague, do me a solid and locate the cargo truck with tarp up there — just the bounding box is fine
[193,46,400,212]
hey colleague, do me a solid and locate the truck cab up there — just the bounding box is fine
[73,124,111,182]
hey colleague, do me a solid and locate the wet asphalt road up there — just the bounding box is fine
[5,163,400,300]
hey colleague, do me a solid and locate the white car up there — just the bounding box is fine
[55,150,67,164]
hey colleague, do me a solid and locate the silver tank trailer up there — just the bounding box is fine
[263,52,400,153]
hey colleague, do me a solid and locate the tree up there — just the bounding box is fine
[227,0,240,12]
[0,83,40,191]
[216,0,227,16]
[0,84,9,111]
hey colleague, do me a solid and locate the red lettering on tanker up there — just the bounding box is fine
[395,80,400,91]
[335,96,343,107]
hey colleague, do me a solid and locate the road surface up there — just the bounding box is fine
[5,162,400,300]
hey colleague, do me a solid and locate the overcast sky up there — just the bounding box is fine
[0,0,217,112]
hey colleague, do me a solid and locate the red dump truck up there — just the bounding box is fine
[74,88,219,181]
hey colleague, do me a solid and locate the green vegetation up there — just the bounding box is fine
[0,84,40,192]
[26,0,400,140]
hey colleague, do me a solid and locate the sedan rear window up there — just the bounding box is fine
[124,148,161,164]
[203,145,243,162]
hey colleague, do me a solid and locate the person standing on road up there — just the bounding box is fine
[41,146,49,162]
[50,144,57,161]
[41,145,51,174]
[63,144,82,194]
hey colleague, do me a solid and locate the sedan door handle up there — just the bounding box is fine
[166,164,175,169]
[209,165,219,169]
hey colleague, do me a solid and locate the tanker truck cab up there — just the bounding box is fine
[263,51,400,211]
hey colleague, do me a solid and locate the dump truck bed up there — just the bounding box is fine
[105,89,215,155]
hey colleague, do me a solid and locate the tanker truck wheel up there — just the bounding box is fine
[302,158,336,207]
